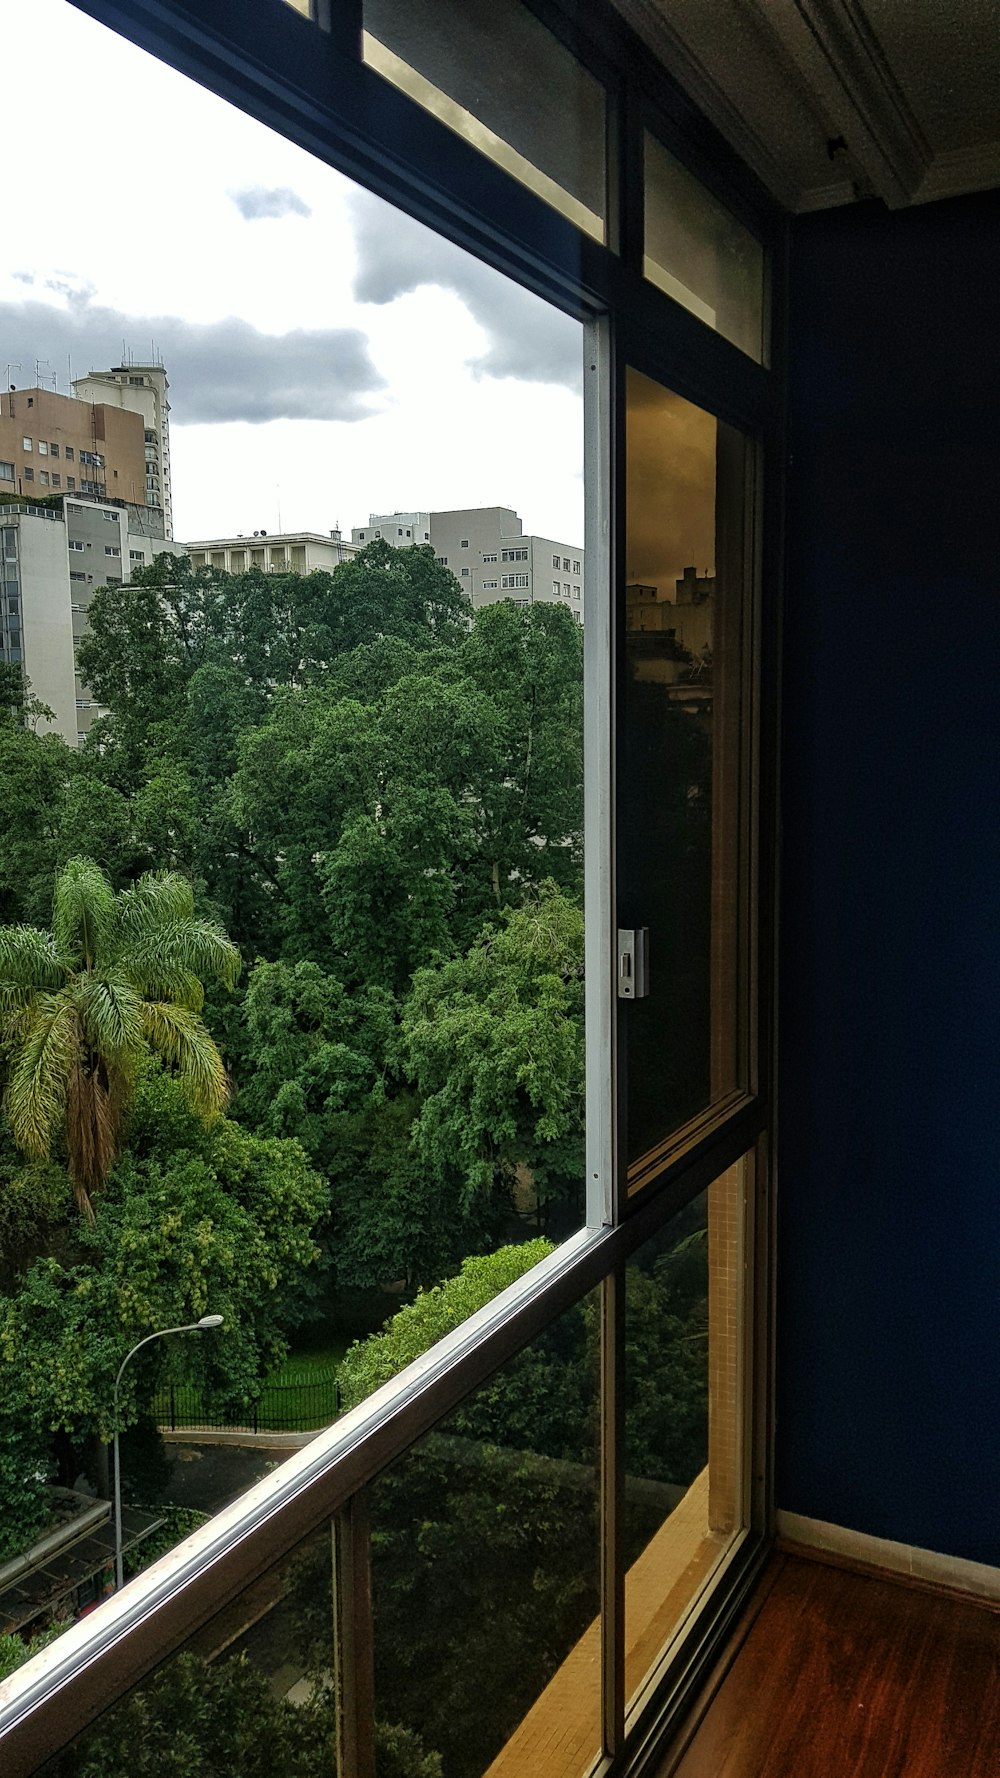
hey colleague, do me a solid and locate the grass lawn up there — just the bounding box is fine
[155,1331,351,1432]
[257,1332,351,1428]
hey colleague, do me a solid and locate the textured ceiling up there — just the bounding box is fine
[612,0,1000,211]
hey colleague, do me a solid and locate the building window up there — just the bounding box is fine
[553,554,560,567]
[66,477,75,489]
[572,584,580,598]
[23,467,33,481]
[483,551,498,562]
[105,545,121,557]
[39,471,49,486]
[22,437,31,451]
[482,578,498,589]
[0,463,13,482]
[573,559,580,573]
[68,540,84,551]
[501,547,528,562]
[553,581,561,595]
[65,446,74,461]
[70,570,86,582]
[436,555,448,565]
[564,582,570,594]
[52,474,61,487]
[500,572,529,589]
[50,443,59,457]
[130,549,143,562]
[460,538,469,547]
[104,511,119,523]
[461,566,469,575]
[563,556,570,570]
[38,441,47,456]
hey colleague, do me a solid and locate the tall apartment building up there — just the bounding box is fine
[72,362,173,538]
[185,526,359,575]
[0,386,149,517]
[1,495,183,746]
[351,506,584,620]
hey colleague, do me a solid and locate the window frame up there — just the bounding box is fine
[0,5,784,1774]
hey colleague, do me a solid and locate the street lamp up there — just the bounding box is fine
[112,1314,223,1590]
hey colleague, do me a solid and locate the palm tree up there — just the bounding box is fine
[0,858,240,1220]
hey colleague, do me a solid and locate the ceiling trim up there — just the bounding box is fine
[751,0,930,205]
[915,141,1000,207]
[611,0,804,211]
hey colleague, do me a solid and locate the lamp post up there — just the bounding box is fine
[112,1314,223,1590]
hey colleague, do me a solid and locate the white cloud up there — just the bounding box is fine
[4,0,584,546]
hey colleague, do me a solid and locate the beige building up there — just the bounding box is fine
[185,527,359,575]
[351,506,584,620]
[72,363,173,538]
[0,386,147,514]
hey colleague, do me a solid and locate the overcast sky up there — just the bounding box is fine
[3,0,584,546]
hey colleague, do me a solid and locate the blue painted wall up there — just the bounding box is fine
[776,190,1000,1565]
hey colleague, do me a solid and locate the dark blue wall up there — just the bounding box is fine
[777,190,1000,1566]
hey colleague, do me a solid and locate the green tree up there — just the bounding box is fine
[339,1240,552,1410]
[403,884,585,1216]
[457,599,585,918]
[0,1068,325,1456]
[0,722,75,925]
[39,1651,442,1778]
[0,1412,53,1561]
[0,858,240,1218]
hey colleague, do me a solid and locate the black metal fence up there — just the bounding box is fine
[157,1369,340,1435]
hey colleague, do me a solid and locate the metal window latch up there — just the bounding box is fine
[617,927,649,999]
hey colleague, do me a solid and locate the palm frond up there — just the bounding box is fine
[52,859,116,971]
[75,973,143,1062]
[139,1001,230,1118]
[121,924,240,995]
[4,993,81,1162]
[0,926,64,992]
[113,954,206,1010]
[112,872,196,950]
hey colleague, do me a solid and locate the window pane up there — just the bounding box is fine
[363,0,606,241]
[33,1521,338,1778]
[371,1288,601,1777]
[621,368,751,1179]
[644,132,765,362]
[623,1159,749,1715]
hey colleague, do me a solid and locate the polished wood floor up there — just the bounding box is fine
[661,1552,1000,1778]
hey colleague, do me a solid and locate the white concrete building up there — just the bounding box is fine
[2,495,184,746]
[73,362,173,538]
[185,527,359,576]
[350,506,584,620]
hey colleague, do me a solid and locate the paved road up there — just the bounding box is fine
[155,1441,290,1516]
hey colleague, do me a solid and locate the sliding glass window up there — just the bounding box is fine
[620,368,756,1193]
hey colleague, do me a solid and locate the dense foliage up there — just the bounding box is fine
[0,538,713,1775]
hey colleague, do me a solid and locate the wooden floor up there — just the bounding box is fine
[661,1552,1000,1778]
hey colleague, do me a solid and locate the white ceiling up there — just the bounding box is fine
[611,0,1000,211]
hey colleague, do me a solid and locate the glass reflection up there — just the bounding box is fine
[623,1161,748,1713]
[371,1290,601,1778]
[621,368,749,1178]
[644,133,766,362]
[363,0,606,241]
